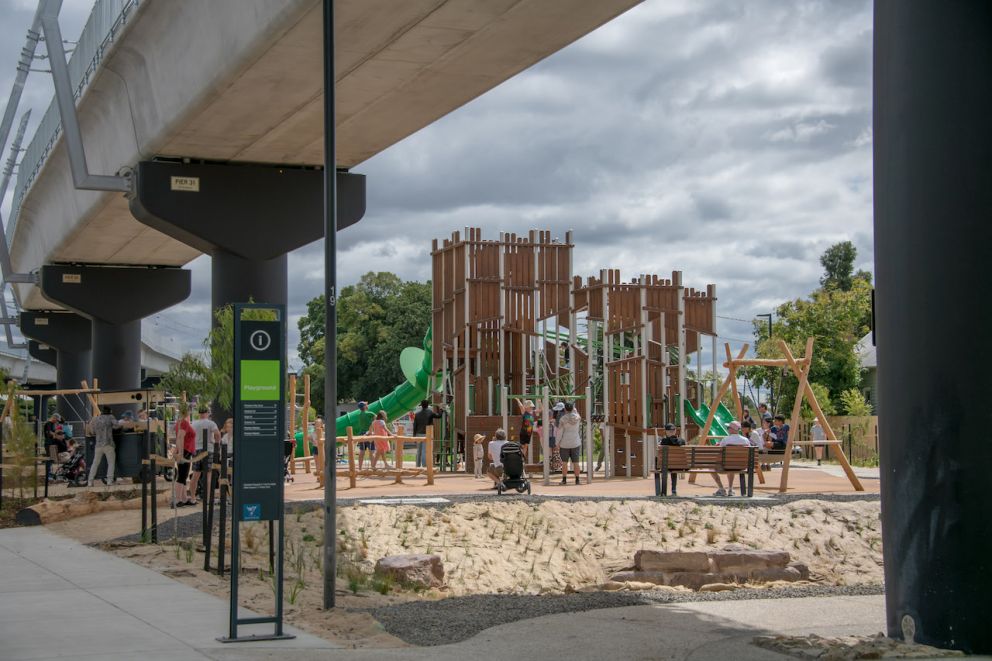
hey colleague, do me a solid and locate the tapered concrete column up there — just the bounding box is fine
[212,251,288,324]
[20,312,93,423]
[40,265,191,396]
[874,2,992,654]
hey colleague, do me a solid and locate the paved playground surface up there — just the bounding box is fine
[284,459,881,501]
[1,525,889,661]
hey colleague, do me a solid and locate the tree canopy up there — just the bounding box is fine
[298,272,432,410]
[746,242,873,415]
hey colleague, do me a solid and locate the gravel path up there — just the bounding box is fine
[369,583,886,647]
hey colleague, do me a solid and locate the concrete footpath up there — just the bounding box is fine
[1,526,890,661]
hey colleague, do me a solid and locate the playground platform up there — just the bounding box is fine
[284,460,880,501]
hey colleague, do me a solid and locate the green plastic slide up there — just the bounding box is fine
[682,398,737,440]
[334,326,438,438]
[291,327,439,455]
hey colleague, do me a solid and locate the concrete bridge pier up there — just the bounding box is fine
[39,265,191,405]
[28,340,58,368]
[19,312,93,423]
[874,0,992,654]
[129,160,366,323]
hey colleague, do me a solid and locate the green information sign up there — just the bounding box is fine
[224,304,292,643]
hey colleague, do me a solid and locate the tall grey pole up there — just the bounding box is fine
[874,1,991,653]
[322,0,338,611]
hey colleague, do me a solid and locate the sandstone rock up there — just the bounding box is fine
[374,554,444,588]
[666,572,728,590]
[788,562,810,580]
[636,549,711,572]
[622,581,658,592]
[600,581,626,591]
[699,582,740,592]
[608,570,669,585]
[709,549,790,573]
[749,566,803,583]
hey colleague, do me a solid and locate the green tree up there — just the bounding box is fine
[157,352,212,402]
[751,244,873,415]
[820,241,857,291]
[839,388,873,417]
[297,272,432,407]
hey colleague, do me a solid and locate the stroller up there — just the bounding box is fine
[55,445,87,487]
[496,441,531,495]
[284,438,295,483]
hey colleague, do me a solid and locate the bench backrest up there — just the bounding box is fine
[659,445,754,472]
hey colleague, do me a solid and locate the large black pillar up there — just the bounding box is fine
[40,265,191,394]
[874,2,992,654]
[20,312,93,424]
[211,251,288,324]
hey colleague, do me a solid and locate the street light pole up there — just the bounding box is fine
[755,313,773,409]
[322,0,337,611]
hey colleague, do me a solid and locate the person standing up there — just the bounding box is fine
[86,406,120,487]
[556,402,583,485]
[369,410,394,470]
[43,413,66,479]
[355,401,375,470]
[412,400,444,468]
[173,406,198,506]
[811,419,826,465]
[657,422,686,496]
[472,434,485,478]
[516,399,535,457]
[191,405,221,500]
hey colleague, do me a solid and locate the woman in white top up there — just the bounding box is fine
[713,421,750,496]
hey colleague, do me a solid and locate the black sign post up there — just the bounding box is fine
[220,303,293,643]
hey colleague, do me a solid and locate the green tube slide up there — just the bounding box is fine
[334,326,439,438]
[292,327,439,454]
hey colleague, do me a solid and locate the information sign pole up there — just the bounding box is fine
[220,303,294,643]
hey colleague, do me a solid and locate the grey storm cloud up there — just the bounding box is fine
[1,0,875,369]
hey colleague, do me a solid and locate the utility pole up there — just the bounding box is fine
[322,0,337,611]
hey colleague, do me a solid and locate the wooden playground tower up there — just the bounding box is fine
[430,228,719,481]
[572,271,718,477]
[431,228,575,474]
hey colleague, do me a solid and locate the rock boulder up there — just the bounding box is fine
[374,554,445,588]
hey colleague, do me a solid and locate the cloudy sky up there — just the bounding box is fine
[1,0,874,374]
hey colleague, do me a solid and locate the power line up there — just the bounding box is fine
[717,314,758,324]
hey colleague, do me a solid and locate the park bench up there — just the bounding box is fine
[654,445,755,497]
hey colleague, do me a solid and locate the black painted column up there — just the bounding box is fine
[90,319,142,391]
[211,251,288,324]
[20,312,93,423]
[40,265,191,398]
[874,2,992,654]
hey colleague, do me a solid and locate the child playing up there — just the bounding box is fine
[472,434,486,478]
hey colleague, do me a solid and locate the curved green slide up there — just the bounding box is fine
[682,398,736,441]
[293,326,438,453]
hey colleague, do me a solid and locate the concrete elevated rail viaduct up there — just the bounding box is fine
[4,0,643,397]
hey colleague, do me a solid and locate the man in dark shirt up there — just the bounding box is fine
[412,400,444,467]
[657,422,686,496]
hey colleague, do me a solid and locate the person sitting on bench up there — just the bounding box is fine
[712,421,750,496]
[657,422,686,495]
